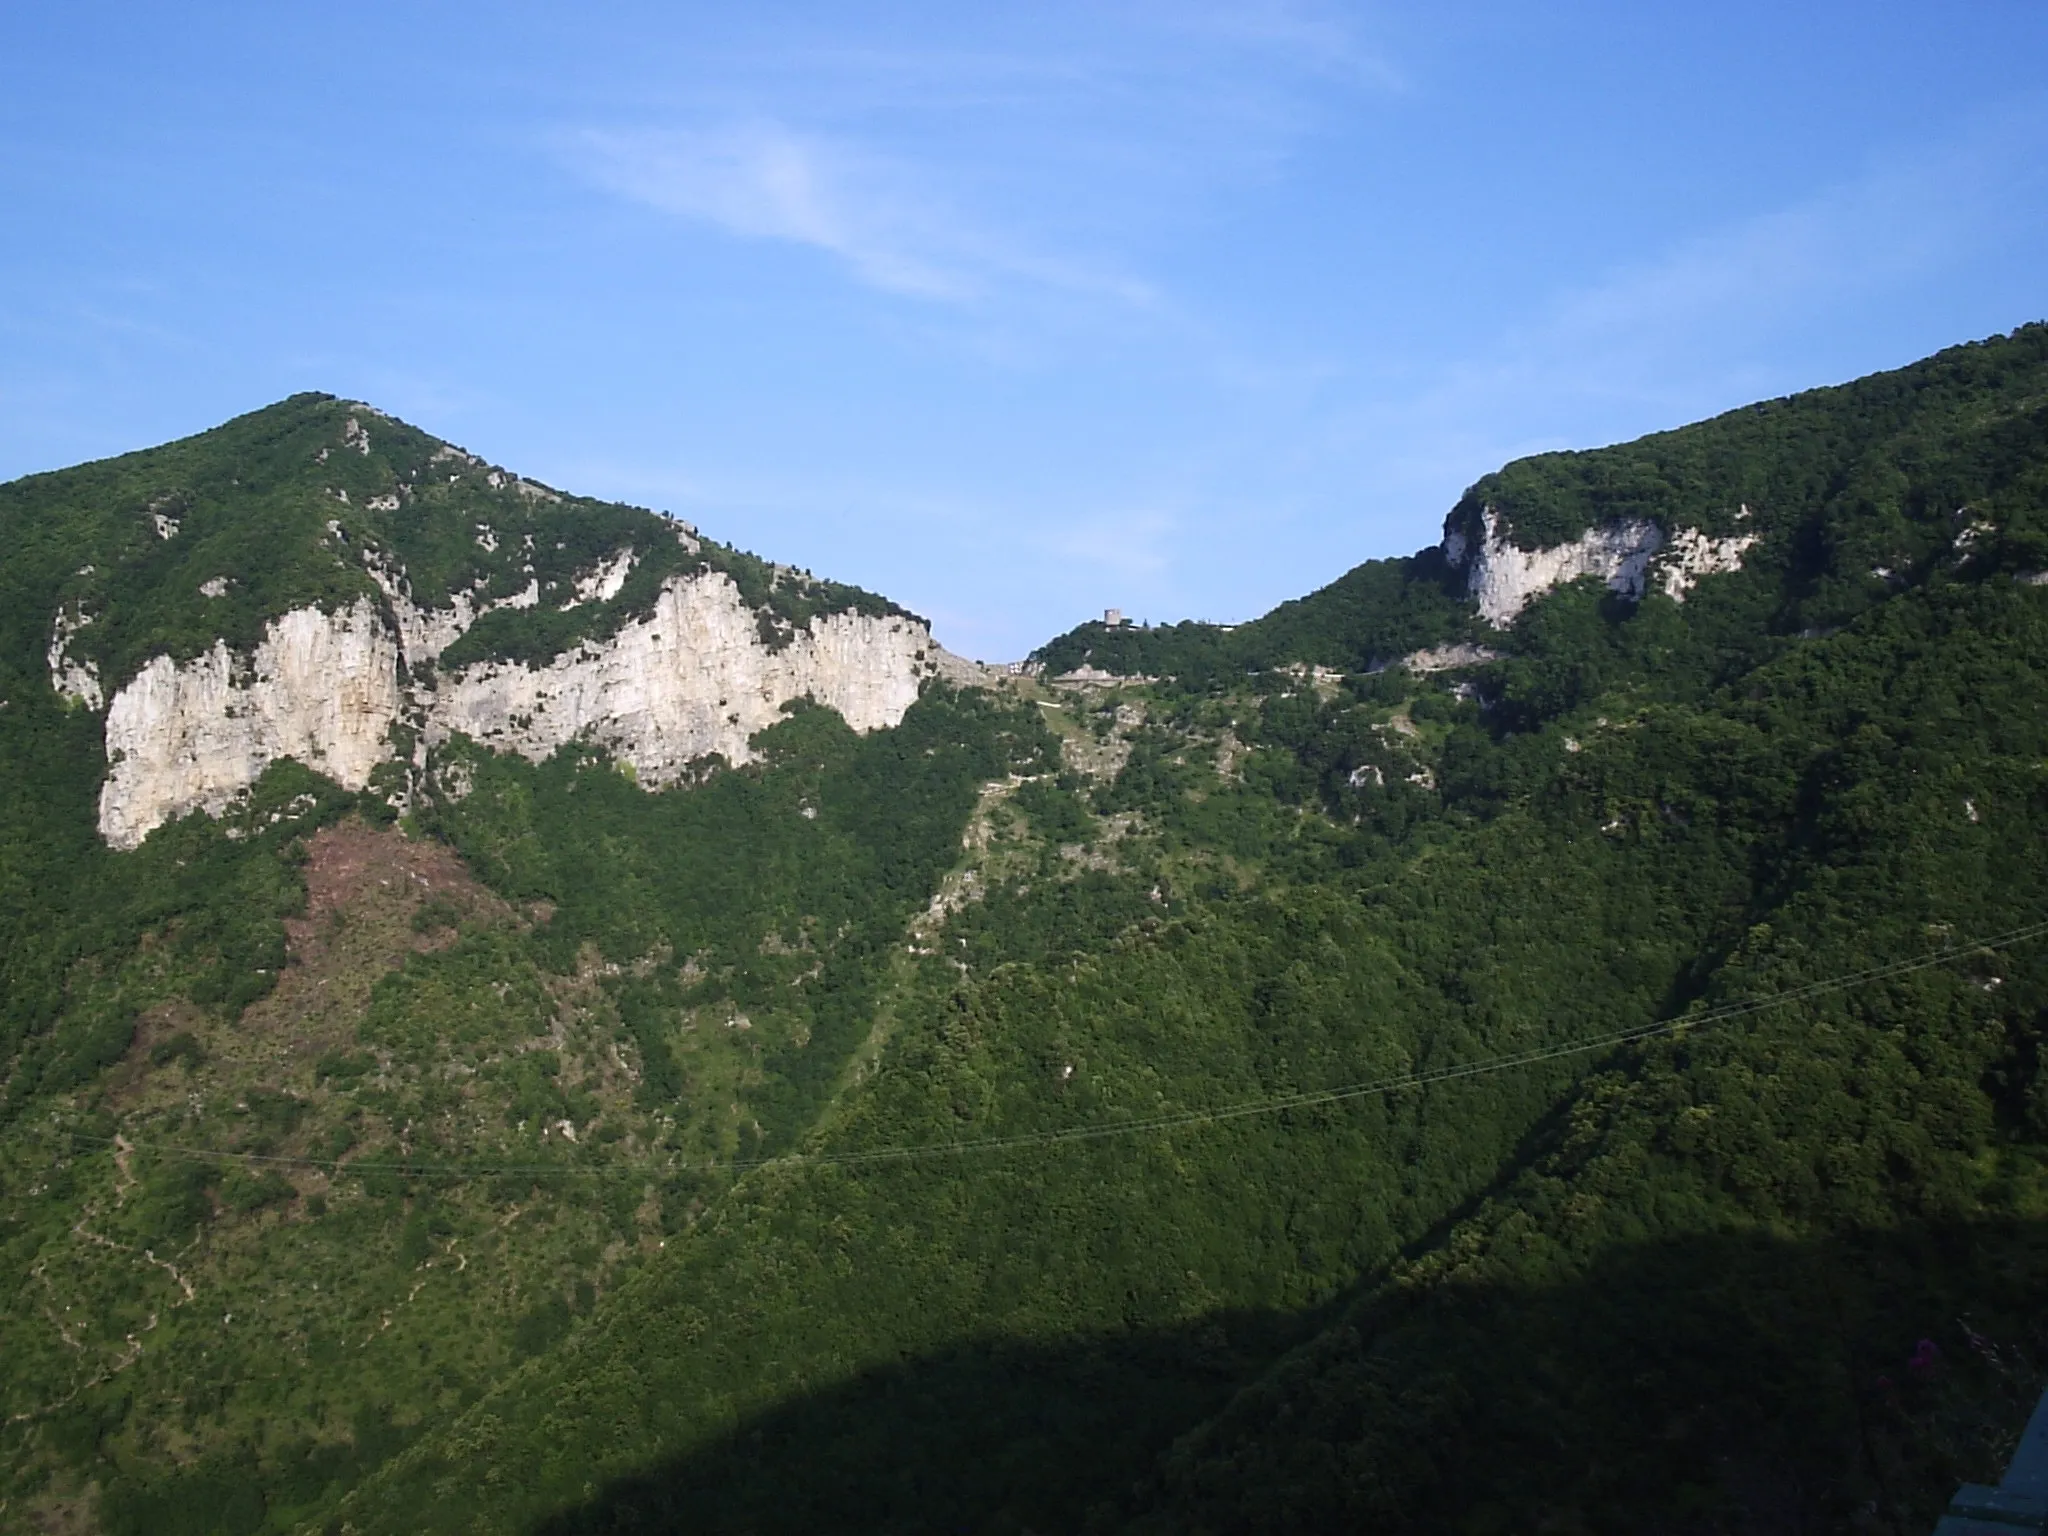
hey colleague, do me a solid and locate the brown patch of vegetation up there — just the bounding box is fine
[291,819,497,945]
[238,819,513,1065]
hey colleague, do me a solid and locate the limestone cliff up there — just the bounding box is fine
[1443,506,1761,627]
[100,597,403,850]
[1447,507,1666,627]
[91,566,952,849]
[425,570,937,783]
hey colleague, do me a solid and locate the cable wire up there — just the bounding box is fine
[44,917,2048,1184]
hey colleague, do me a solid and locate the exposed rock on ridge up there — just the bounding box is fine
[427,571,934,783]
[1444,506,1761,627]
[362,546,540,664]
[1394,642,1505,674]
[48,601,104,711]
[100,597,402,850]
[1659,523,1761,601]
[92,566,953,850]
[1449,508,1665,627]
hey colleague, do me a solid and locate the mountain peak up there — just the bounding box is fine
[7,395,959,848]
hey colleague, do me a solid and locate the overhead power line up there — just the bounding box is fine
[45,918,2048,1185]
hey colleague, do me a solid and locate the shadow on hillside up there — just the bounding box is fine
[530,1218,2048,1536]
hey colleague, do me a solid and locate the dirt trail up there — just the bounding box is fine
[112,1134,136,1202]
[143,1246,197,1305]
[13,1224,174,1424]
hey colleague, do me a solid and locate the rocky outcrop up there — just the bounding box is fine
[89,563,952,849]
[1659,527,1761,601]
[362,548,538,664]
[1444,507,1762,626]
[48,602,104,710]
[427,572,938,783]
[1395,642,1504,674]
[567,549,635,607]
[100,597,402,850]
[1449,508,1665,627]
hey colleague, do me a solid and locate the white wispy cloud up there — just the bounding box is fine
[568,123,958,298]
[566,120,1153,306]
[557,3,1400,311]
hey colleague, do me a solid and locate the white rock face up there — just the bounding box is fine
[1450,508,1665,627]
[567,549,635,607]
[1659,528,1761,601]
[99,597,403,850]
[1396,642,1504,674]
[92,566,948,848]
[428,572,933,782]
[1442,506,1761,626]
[48,602,104,710]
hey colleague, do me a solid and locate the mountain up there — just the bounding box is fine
[11,394,979,853]
[3,327,2047,1535]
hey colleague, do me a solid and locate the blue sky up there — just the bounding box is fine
[3,3,2045,659]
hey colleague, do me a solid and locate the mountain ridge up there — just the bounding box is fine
[3,325,2047,1534]
[1035,322,2048,683]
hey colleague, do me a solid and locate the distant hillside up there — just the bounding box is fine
[1038,322,2048,683]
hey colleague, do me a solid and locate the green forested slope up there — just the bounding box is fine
[0,396,1010,1529]
[0,394,908,1130]
[3,327,2047,1534]
[0,688,1052,1533]
[321,330,2048,1533]
[1139,576,2048,1533]
[1036,321,2048,682]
